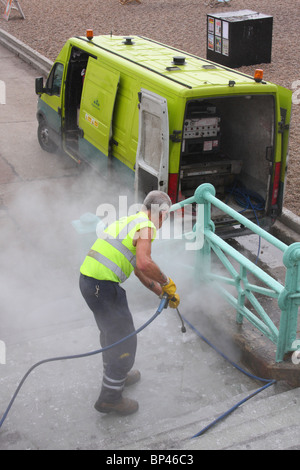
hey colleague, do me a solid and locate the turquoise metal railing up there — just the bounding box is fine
[170,183,300,362]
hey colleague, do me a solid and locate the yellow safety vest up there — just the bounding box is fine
[80,212,156,283]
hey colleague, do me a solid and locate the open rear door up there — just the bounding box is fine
[135,89,169,201]
[79,57,120,156]
[277,85,293,210]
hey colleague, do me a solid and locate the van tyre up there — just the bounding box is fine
[38,119,57,153]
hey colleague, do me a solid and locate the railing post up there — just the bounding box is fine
[194,184,216,281]
[171,183,300,363]
[276,242,300,362]
[236,266,247,324]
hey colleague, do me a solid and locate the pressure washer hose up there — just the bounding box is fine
[0,294,169,431]
[180,314,276,439]
[0,295,276,440]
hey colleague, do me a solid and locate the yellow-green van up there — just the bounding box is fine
[35,33,292,237]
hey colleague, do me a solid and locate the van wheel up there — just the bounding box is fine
[38,119,57,153]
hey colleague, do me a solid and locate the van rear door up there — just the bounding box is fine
[79,57,120,156]
[135,89,169,201]
[276,85,293,210]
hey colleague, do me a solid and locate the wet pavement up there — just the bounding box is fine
[0,42,300,451]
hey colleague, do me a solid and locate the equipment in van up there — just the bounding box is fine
[35,32,292,238]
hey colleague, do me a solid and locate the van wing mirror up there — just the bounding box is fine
[35,77,45,95]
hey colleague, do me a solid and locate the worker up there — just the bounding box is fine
[79,190,180,416]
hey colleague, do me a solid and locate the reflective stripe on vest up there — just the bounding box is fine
[87,249,128,283]
[80,213,156,283]
[97,233,137,267]
[116,217,150,240]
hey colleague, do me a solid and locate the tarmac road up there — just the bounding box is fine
[0,42,299,451]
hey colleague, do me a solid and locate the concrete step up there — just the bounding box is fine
[118,384,300,450]
[185,386,300,450]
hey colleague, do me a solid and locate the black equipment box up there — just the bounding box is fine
[206,10,273,68]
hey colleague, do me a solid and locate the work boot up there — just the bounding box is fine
[94,397,139,416]
[125,369,141,387]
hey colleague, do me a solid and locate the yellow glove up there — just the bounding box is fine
[168,293,180,309]
[161,277,177,297]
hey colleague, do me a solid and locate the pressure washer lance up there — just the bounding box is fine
[176,308,186,333]
[164,295,186,333]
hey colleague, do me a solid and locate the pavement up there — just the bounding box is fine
[1,35,300,451]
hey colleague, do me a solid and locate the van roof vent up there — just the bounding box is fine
[166,66,181,71]
[122,37,135,45]
[202,64,217,69]
[173,56,186,66]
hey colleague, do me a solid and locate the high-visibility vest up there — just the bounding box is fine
[80,212,156,283]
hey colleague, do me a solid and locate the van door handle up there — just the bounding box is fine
[170,130,182,142]
[265,146,273,162]
[58,107,61,116]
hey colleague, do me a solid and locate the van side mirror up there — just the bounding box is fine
[35,77,45,95]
